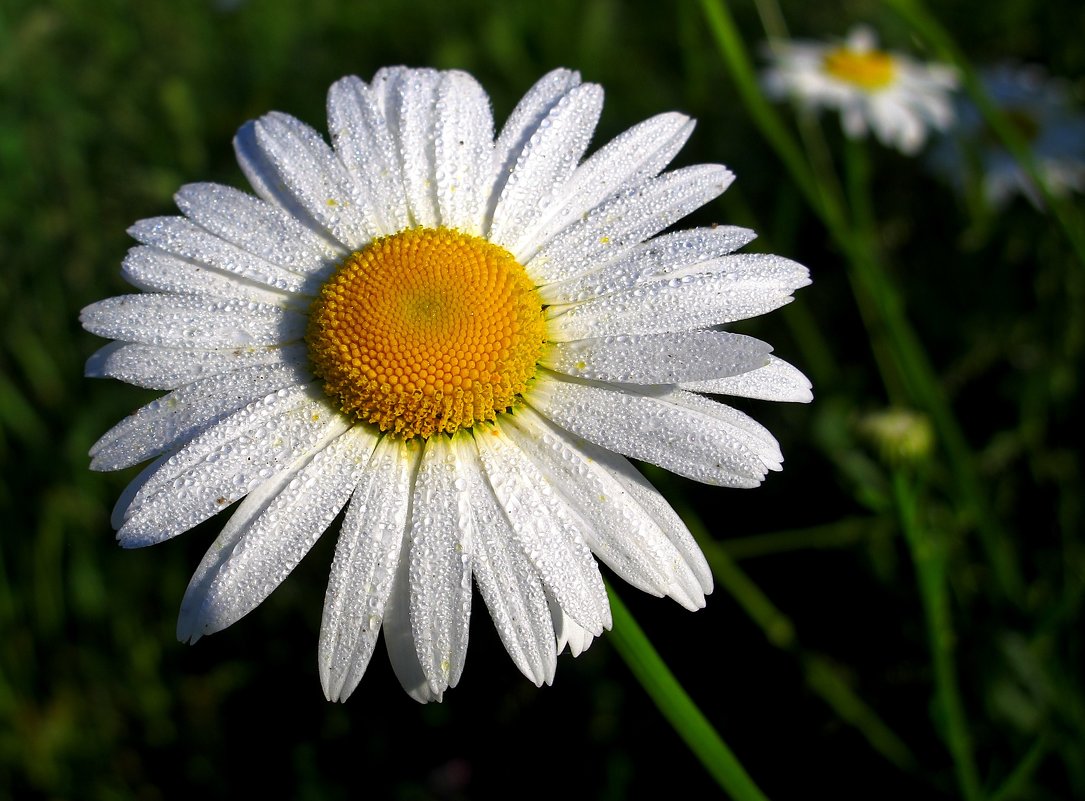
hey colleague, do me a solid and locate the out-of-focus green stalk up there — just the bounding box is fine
[988,737,1049,801]
[894,472,983,801]
[720,516,877,560]
[886,0,1085,268]
[698,0,1025,604]
[607,586,772,801]
[685,511,917,770]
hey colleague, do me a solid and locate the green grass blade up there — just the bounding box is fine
[607,585,772,801]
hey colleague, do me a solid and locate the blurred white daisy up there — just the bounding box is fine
[763,25,958,154]
[82,67,811,703]
[929,64,1085,208]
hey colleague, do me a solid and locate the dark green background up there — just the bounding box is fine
[2,1,1083,798]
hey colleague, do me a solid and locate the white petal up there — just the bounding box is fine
[489,83,604,253]
[90,362,308,471]
[319,436,415,702]
[235,112,374,248]
[85,342,307,390]
[455,436,556,687]
[433,71,495,233]
[526,165,735,285]
[408,435,473,697]
[326,76,411,235]
[120,244,300,307]
[486,68,582,225]
[528,375,775,487]
[517,112,695,258]
[659,388,784,470]
[572,445,712,594]
[80,294,306,349]
[383,512,440,703]
[550,597,598,657]
[117,387,344,545]
[540,225,757,306]
[386,68,442,228]
[176,424,371,641]
[173,182,343,271]
[547,253,810,341]
[504,409,705,610]
[473,424,611,635]
[682,355,813,402]
[540,330,772,385]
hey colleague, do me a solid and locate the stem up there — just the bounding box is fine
[608,585,772,801]
[894,472,983,801]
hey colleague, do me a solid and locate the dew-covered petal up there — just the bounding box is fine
[176,424,370,641]
[547,254,810,341]
[592,450,712,594]
[117,386,344,545]
[326,76,411,236]
[319,436,415,702]
[234,112,374,249]
[486,68,582,225]
[90,362,308,471]
[504,409,705,609]
[473,424,611,635]
[528,374,776,487]
[384,520,440,703]
[540,225,757,305]
[682,355,814,402]
[174,182,343,271]
[408,435,473,698]
[550,596,598,657]
[120,245,300,307]
[516,112,695,259]
[433,71,495,234]
[85,342,308,391]
[489,83,604,254]
[385,68,442,229]
[526,165,735,285]
[540,330,772,385]
[456,437,556,687]
[81,294,306,349]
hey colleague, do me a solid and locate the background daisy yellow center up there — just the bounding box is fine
[306,227,546,439]
[822,47,896,90]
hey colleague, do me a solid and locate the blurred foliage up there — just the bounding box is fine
[1,0,1083,798]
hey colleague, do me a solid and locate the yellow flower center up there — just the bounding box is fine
[822,47,897,90]
[306,227,546,439]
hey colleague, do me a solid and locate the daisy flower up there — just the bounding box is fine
[82,67,811,703]
[930,64,1085,208]
[763,25,958,154]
